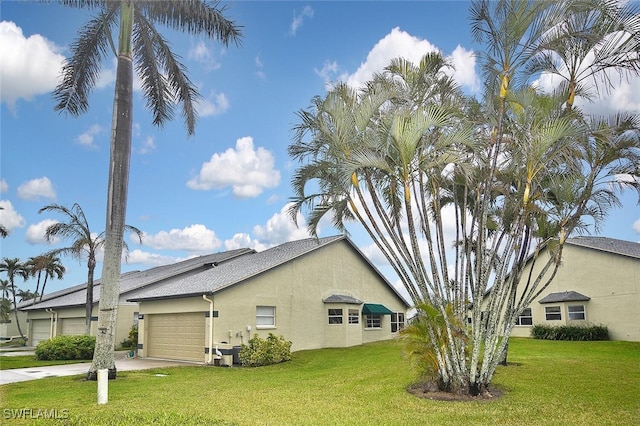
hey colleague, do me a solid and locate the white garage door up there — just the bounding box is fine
[61,317,86,336]
[30,319,51,346]
[146,312,205,362]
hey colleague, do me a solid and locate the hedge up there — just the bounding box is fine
[35,335,96,360]
[530,324,609,341]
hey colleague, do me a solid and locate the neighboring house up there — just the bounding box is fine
[0,304,27,341]
[510,236,640,341]
[20,249,253,346]
[126,236,410,364]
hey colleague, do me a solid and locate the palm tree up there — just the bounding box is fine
[39,203,141,335]
[27,254,66,304]
[0,258,30,339]
[16,289,37,303]
[51,1,242,380]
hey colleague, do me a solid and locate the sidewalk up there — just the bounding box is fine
[0,354,194,385]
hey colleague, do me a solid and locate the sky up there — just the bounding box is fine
[1,1,639,299]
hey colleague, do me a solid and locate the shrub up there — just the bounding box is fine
[238,333,292,367]
[120,324,139,349]
[35,335,96,360]
[530,324,609,341]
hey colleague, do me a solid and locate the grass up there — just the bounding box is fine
[0,355,92,370]
[1,338,639,425]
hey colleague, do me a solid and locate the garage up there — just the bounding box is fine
[60,317,86,336]
[30,319,52,346]
[146,312,205,362]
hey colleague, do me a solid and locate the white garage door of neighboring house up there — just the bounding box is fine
[146,312,205,362]
[60,318,86,336]
[30,319,51,346]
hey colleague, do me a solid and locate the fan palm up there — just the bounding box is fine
[52,0,241,380]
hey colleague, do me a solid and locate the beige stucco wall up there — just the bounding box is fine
[510,243,640,341]
[138,240,408,359]
[25,303,138,346]
[0,310,27,338]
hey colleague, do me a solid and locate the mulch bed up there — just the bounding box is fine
[407,382,503,401]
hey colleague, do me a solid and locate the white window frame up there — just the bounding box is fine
[567,305,586,321]
[516,308,533,326]
[256,305,276,329]
[391,312,405,332]
[348,309,359,325]
[545,306,562,321]
[328,308,343,325]
[365,315,382,329]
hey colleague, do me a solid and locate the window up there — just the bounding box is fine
[328,308,343,324]
[516,308,533,326]
[391,312,405,332]
[567,305,586,320]
[545,306,562,321]
[256,306,275,328]
[348,309,359,325]
[365,315,381,329]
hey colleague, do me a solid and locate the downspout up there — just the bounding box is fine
[45,309,57,340]
[202,295,214,364]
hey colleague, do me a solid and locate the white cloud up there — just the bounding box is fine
[0,179,8,193]
[139,136,156,155]
[448,44,480,93]
[25,219,59,244]
[75,124,102,149]
[17,177,56,201]
[187,136,281,198]
[346,27,439,89]
[0,21,64,109]
[125,249,177,266]
[189,40,222,71]
[223,233,269,252]
[255,55,266,80]
[196,91,229,117]
[141,224,221,252]
[252,203,311,246]
[314,60,340,86]
[290,5,314,35]
[634,219,640,235]
[0,200,26,233]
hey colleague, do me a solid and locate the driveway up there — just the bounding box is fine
[0,352,196,385]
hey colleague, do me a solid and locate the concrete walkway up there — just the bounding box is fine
[1,349,194,385]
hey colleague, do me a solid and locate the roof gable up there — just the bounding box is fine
[538,291,591,304]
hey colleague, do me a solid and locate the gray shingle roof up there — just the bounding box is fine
[20,249,254,311]
[323,294,363,304]
[126,236,347,301]
[566,236,640,259]
[538,291,591,304]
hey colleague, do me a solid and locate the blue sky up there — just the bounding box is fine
[1,1,639,298]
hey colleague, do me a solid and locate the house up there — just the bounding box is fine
[0,304,28,342]
[20,249,253,346]
[126,236,410,364]
[510,236,640,341]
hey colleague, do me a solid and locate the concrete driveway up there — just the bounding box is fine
[0,350,196,385]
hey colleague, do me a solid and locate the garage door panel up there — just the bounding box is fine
[60,317,85,335]
[147,313,205,362]
[30,319,51,346]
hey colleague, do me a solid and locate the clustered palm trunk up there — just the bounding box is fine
[52,1,241,380]
[289,0,640,396]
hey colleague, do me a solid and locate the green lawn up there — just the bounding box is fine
[0,355,92,370]
[1,338,639,425]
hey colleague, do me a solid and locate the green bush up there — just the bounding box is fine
[35,335,96,360]
[120,324,139,349]
[531,324,609,341]
[239,333,292,367]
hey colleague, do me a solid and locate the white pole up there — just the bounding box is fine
[97,369,108,404]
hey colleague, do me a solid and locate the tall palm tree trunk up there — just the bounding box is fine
[10,283,25,339]
[85,257,96,335]
[88,3,133,380]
